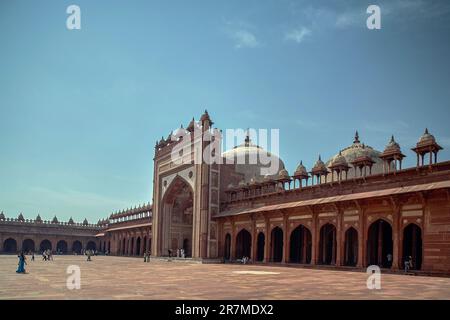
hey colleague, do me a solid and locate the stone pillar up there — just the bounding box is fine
[230,222,236,260]
[251,219,257,262]
[283,215,289,263]
[264,218,270,263]
[311,209,318,265]
[336,211,342,266]
[357,208,365,268]
[392,205,401,271]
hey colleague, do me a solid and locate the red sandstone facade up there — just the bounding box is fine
[2,112,449,275]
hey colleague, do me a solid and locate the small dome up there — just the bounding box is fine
[68,217,74,225]
[278,168,290,179]
[384,135,401,153]
[187,117,197,132]
[0,211,5,220]
[200,110,213,124]
[227,183,235,189]
[238,180,247,187]
[330,151,348,167]
[18,213,25,221]
[83,218,89,225]
[35,214,42,222]
[51,216,58,224]
[313,155,327,170]
[294,161,308,176]
[418,128,436,145]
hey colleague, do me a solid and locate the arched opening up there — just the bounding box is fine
[344,227,358,266]
[22,239,35,253]
[403,224,422,270]
[160,177,194,257]
[122,238,126,255]
[136,237,141,256]
[108,241,111,253]
[289,225,312,264]
[56,240,68,254]
[40,239,52,253]
[367,219,393,268]
[182,238,189,256]
[271,227,283,262]
[86,241,96,251]
[130,238,135,255]
[72,241,82,254]
[256,232,265,262]
[3,238,17,253]
[236,229,252,260]
[224,233,231,260]
[319,223,337,265]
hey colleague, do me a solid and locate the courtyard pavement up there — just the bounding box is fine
[0,255,449,300]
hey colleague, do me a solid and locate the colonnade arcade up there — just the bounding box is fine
[219,196,425,270]
[2,237,97,254]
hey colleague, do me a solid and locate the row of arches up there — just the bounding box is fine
[2,238,97,254]
[117,236,150,256]
[225,219,423,270]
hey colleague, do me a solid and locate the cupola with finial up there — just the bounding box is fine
[311,155,329,185]
[412,128,442,168]
[380,135,405,174]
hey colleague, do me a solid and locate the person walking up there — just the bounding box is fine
[16,252,27,274]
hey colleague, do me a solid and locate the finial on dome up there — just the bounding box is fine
[354,130,360,144]
[425,128,429,134]
[244,128,251,146]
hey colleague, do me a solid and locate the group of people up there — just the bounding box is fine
[143,251,151,262]
[167,248,186,258]
[42,249,53,261]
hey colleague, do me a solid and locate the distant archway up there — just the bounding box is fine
[86,241,96,251]
[56,240,68,254]
[289,225,312,264]
[344,228,358,266]
[236,229,252,260]
[136,237,141,256]
[271,227,283,262]
[143,236,147,254]
[256,232,265,262]
[22,239,35,253]
[3,238,17,253]
[160,177,193,257]
[319,223,337,265]
[40,239,52,253]
[224,233,231,260]
[403,224,422,270]
[367,219,393,268]
[72,241,82,254]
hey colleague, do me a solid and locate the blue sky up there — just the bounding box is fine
[1,0,450,223]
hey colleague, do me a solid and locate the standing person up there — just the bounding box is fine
[31,252,35,262]
[143,252,147,262]
[16,252,27,274]
[387,253,393,268]
[146,251,151,263]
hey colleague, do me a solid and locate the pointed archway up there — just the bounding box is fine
[289,225,312,264]
[57,240,68,254]
[160,177,194,257]
[319,223,337,265]
[236,229,252,260]
[344,227,358,266]
[40,239,52,253]
[256,232,265,262]
[271,227,283,262]
[403,223,422,270]
[367,219,393,268]
[22,239,35,253]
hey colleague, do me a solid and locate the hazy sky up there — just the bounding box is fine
[1,0,450,223]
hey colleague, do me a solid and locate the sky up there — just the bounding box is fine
[1,0,450,223]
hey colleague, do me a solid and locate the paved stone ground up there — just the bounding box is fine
[0,255,449,300]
